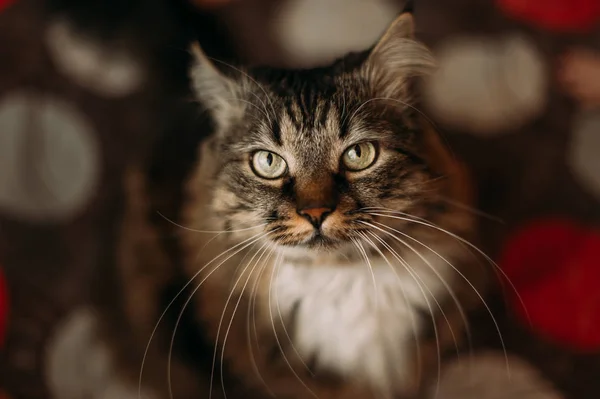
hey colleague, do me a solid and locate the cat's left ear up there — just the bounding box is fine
[362,12,435,98]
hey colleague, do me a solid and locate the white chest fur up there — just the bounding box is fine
[271,252,453,395]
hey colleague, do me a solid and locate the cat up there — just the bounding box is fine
[179,11,486,398]
[73,11,488,399]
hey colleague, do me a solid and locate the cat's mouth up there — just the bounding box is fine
[273,228,346,250]
[300,231,336,248]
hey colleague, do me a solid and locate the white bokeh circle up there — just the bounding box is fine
[272,0,402,68]
[45,308,158,399]
[0,92,100,222]
[424,34,548,136]
[45,18,145,98]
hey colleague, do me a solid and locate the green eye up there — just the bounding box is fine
[251,150,287,179]
[342,142,377,171]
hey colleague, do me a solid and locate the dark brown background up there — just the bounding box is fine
[1,0,599,397]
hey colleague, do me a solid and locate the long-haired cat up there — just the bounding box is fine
[178,12,486,399]
[67,11,487,399]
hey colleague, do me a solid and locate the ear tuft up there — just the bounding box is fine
[364,13,435,99]
[373,12,415,50]
[189,42,243,130]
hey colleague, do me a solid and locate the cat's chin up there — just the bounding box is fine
[273,236,358,259]
[299,233,339,248]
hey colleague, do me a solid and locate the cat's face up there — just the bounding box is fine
[190,14,442,251]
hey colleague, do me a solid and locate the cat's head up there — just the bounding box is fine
[188,14,465,252]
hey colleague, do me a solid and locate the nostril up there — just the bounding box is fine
[298,207,334,227]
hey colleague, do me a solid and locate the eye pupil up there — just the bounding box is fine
[252,150,287,179]
[342,142,376,171]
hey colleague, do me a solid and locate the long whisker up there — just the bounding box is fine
[365,207,510,287]
[214,244,266,399]
[231,239,263,284]
[362,221,470,355]
[165,230,274,399]
[357,231,428,387]
[365,208,528,326]
[435,197,505,224]
[219,241,276,398]
[157,211,268,234]
[198,223,275,271]
[269,253,319,398]
[362,206,480,266]
[366,217,506,376]
[247,252,276,397]
[351,238,379,305]
[359,230,442,395]
[274,255,314,377]
[138,229,268,398]
[381,239,476,392]
[201,231,277,398]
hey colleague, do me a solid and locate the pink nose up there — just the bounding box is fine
[298,207,333,228]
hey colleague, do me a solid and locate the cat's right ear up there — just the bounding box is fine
[189,43,243,130]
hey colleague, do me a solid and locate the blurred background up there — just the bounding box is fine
[0,0,599,397]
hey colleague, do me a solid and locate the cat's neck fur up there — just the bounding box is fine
[270,238,457,396]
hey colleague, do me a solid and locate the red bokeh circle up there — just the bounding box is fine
[0,0,16,12]
[497,0,600,33]
[499,218,600,351]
